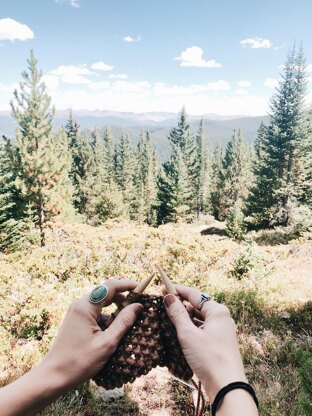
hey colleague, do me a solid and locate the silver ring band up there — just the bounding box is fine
[198,292,212,310]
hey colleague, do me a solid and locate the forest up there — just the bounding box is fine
[0,46,311,250]
[0,46,312,416]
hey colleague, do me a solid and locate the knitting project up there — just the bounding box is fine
[93,292,193,389]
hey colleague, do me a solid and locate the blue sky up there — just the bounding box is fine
[0,0,312,115]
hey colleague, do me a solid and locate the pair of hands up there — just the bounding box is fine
[43,278,247,401]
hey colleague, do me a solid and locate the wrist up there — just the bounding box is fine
[212,387,259,416]
[202,367,247,402]
[38,358,73,393]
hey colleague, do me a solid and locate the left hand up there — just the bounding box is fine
[42,278,143,389]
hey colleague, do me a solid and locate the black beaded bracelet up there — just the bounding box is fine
[211,381,259,415]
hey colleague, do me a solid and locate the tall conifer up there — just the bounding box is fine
[247,45,308,227]
[11,50,69,246]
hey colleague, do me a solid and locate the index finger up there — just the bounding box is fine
[81,278,138,319]
[174,285,222,321]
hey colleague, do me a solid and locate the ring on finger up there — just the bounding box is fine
[89,284,109,307]
[198,292,213,310]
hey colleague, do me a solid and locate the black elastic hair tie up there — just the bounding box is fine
[211,381,259,415]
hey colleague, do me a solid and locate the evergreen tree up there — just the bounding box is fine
[303,107,312,205]
[194,118,212,216]
[82,130,124,223]
[247,45,308,227]
[0,138,23,251]
[254,121,267,159]
[220,130,253,219]
[210,145,224,220]
[134,131,158,224]
[103,128,116,185]
[157,109,195,223]
[11,50,70,246]
[157,144,193,223]
[65,111,93,213]
[115,133,137,218]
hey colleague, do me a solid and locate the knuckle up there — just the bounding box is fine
[69,299,83,313]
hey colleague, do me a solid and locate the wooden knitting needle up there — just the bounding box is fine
[156,265,178,295]
[132,272,155,294]
[102,273,155,328]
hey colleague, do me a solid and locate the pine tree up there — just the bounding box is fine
[194,118,212,217]
[157,144,193,223]
[65,111,93,213]
[157,109,195,223]
[0,137,23,251]
[11,50,71,246]
[134,131,158,224]
[115,133,136,218]
[82,130,124,223]
[103,128,116,185]
[303,107,312,205]
[210,145,225,220]
[247,45,308,227]
[254,121,267,159]
[220,130,253,220]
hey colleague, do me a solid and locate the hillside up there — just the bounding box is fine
[0,220,311,415]
[0,110,268,160]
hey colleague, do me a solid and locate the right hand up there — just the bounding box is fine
[163,285,247,401]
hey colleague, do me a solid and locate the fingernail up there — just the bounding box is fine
[164,294,176,308]
[134,304,143,317]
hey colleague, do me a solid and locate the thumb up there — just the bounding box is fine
[164,294,194,333]
[103,303,143,344]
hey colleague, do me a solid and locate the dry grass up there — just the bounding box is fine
[0,219,311,415]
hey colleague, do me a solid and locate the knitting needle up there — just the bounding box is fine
[132,272,155,294]
[156,265,178,295]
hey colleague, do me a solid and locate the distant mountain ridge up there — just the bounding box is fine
[0,109,268,160]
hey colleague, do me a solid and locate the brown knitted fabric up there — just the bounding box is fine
[93,293,193,389]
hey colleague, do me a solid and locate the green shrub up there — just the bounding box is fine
[227,242,256,280]
[286,202,312,237]
[297,349,312,415]
[226,203,246,240]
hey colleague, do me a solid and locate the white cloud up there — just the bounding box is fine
[235,89,249,96]
[306,64,312,73]
[42,74,59,90]
[111,81,150,93]
[0,82,18,93]
[175,46,222,68]
[89,81,110,90]
[123,35,141,42]
[0,18,34,42]
[109,73,128,79]
[46,84,269,116]
[240,37,272,49]
[0,75,272,116]
[55,0,80,8]
[50,65,93,84]
[264,78,278,88]
[206,80,230,91]
[273,44,285,51]
[153,80,230,97]
[91,61,113,71]
[238,80,252,88]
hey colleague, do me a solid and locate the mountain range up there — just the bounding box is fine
[0,110,268,160]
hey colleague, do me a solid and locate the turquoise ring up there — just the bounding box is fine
[89,284,109,306]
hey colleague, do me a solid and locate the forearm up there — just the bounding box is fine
[0,361,69,416]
